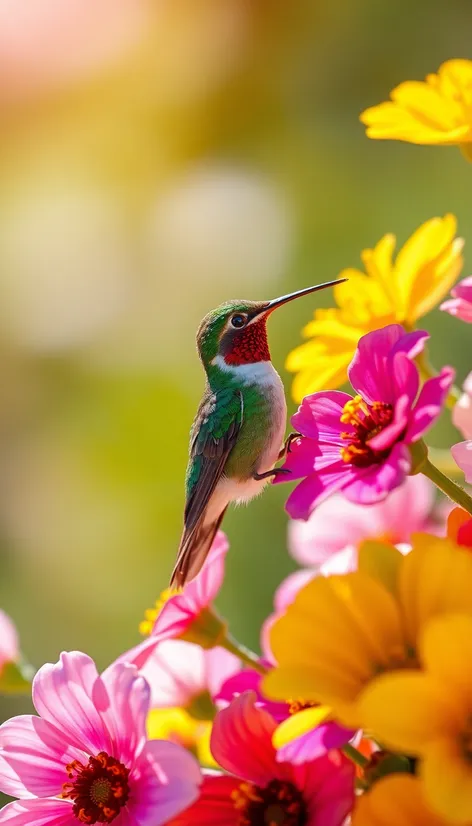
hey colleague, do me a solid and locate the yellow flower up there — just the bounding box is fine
[287,215,463,401]
[352,774,451,826]
[263,536,472,729]
[147,707,215,767]
[361,613,472,823]
[360,60,472,159]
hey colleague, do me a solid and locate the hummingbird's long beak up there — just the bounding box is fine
[259,278,347,315]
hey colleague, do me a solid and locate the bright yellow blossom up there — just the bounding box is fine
[361,614,472,823]
[352,774,451,826]
[287,215,463,401]
[147,707,214,767]
[360,59,472,160]
[263,535,472,729]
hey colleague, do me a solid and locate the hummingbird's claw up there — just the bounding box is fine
[253,467,291,481]
[278,432,301,461]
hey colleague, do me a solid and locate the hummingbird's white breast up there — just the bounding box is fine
[211,355,287,503]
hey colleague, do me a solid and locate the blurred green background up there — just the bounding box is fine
[0,0,471,734]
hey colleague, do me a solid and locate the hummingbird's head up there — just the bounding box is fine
[196,280,346,369]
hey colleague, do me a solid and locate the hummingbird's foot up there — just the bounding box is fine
[253,468,291,481]
[278,432,301,461]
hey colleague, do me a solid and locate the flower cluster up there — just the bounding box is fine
[3,50,472,826]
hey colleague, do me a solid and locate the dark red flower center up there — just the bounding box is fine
[232,779,307,826]
[339,395,393,467]
[288,699,317,715]
[61,752,130,824]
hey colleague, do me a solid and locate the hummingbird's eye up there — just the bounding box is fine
[230,314,247,329]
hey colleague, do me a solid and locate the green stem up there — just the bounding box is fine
[342,743,369,769]
[416,349,460,409]
[221,634,268,675]
[422,459,472,515]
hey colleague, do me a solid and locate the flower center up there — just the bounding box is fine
[139,587,182,636]
[61,752,130,824]
[288,699,317,715]
[339,395,394,467]
[232,779,307,826]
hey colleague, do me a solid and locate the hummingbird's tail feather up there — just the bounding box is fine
[170,505,228,588]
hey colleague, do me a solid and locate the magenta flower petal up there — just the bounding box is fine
[390,351,419,406]
[32,651,112,756]
[216,669,288,722]
[368,393,411,452]
[452,275,472,300]
[0,716,81,798]
[210,693,279,786]
[406,367,455,443]
[118,532,229,670]
[452,441,472,483]
[285,462,360,519]
[277,722,354,765]
[440,297,472,322]
[292,391,353,441]
[132,740,201,826]
[298,751,355,826]
[99,662,150,766]
[441,276,472,321]
[0,798,75,826]
[348,325,427,405]
[348,324,404,403]
[343,443,411,505]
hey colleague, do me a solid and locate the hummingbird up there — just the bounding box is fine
[170,280,346,587]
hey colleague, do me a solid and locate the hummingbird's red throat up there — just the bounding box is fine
[224,318,270,365]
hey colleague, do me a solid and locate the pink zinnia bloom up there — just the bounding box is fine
[141,639,240,709]
[0,610,19,672]
[0,651,201,826]
[440,276,472,323]
[168,692,355,826]
[288,474,438,570]
[452,440,472,483]
[277,324,454,518]
[453,371,472,439]
[120,532,229,670]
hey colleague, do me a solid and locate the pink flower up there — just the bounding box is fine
[0,610,19,672]
[168,693,355,826]
[288,474,438,570]
[140,640,240,709]
[0,651,201,825]
[440,276,472,323]
[452,441,472,483]
[277,324,454,518]
[120,532,229,670]
[453,371,472,439]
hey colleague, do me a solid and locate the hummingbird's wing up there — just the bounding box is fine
[170,388,243,586]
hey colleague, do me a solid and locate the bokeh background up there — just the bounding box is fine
[0,0,471,737]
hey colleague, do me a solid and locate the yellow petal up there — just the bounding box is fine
[421,738,472,823]
[437,59,472,107]
[272,706,331,749]
[267,573,403,726]
[399,534,472,648]
[351,774,448,826]
[420,614,472,706]
[288,346,352,400]
[358,540,403,597]
[359,671,458,755]
[393,214,464,323]
[391,81,462,130]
